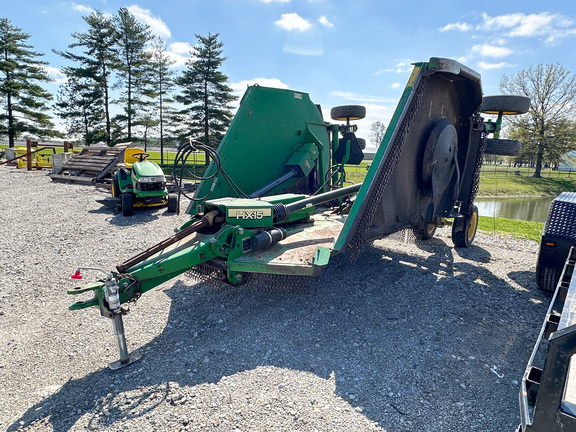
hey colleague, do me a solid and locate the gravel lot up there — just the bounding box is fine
[0,165,550,432]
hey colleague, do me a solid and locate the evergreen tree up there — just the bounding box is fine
[175,33,236,163]
[55,70,105,145]
[146,37,176,163]
[0,18,60,147]
[113,8,153,141]
[55,11,118,145]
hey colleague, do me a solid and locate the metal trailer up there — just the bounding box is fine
[519,245,576,431]
[536,192,576,292]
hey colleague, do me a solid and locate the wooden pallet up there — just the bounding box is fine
[50,143,133,185]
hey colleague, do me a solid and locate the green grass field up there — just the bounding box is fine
[0,144,558,241]
[477,216,543,242]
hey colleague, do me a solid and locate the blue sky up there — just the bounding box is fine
[4,1,576,149]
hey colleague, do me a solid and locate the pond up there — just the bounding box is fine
[475,196,554,223]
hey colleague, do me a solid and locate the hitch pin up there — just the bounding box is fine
[71,266,113,280]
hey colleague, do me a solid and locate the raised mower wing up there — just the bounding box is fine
[334,57,484,254]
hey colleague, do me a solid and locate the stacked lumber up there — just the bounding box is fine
[50,143,132,185]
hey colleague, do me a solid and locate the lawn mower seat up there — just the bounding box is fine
[124,148,146,169]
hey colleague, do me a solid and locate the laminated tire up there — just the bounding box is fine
[485,138,522,156]
[330,105,366,121]
[480,95,530,115]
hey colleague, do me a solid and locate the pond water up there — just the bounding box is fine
[475,196,554,223]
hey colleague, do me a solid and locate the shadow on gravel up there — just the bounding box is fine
[8,240,547,432]
[88,206,179,226]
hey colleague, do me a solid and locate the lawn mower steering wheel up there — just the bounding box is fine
[131,152,149,162]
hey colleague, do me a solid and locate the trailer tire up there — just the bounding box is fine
[536,265,561,292]
[167,193,178,213]
[452,205,479,247]
[480,95,530,115]
[330,105,366,121]
[485,138,522,156]
[413,223,437,240]
[121,193,134,216]
[111,177,120,198]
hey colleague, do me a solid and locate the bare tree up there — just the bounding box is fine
[369,121,386,147]
[501,64,576,177]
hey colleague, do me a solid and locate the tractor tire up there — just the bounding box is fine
[452,205,479,247]
[111,177,120,198]
[480,95,530,115]
[412,223,437,240]
[167,193,178,213]
[330,105,366,121]
[485,138,522,156]
[121,193,134,216]
[536,264,561,292]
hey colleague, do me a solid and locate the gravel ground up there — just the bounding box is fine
[0,165,550,432]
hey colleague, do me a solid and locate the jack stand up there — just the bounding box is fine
[109,314,141,370]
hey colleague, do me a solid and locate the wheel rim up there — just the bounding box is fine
[467,211,478,241]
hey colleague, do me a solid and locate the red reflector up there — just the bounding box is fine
[71,270,83,280]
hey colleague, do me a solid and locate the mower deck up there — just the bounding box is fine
[230,212,346,277]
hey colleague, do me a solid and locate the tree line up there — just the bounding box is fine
[0,10,236,159]
[2,11,576,177]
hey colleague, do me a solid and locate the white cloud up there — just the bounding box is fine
[391,83,401,89]
[127,5,171,39]
[284,45,323,55]
[166,42,194,67]
[472,44,513,58]
[230,78,291,105]
[440,22,472,32]
[44,66,67,84]
[443,12,576,45]
[329,91,397,104]
[275,13,312,32]
[71,3,94,15]
[231,78,290,94]
[318,16,334,28]
[169,41,193,55]
[477,61,512,70]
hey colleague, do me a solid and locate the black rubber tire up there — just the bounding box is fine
[480,95,530,115]
[413,223,437,240]
[111,177,120,198]
[357,138,366,150]
[485,138,522,156]
[121,193,134,216]
[167,193,178,213]
[330,105,366,121]
[536,265,561,292]
[452,205,479,247]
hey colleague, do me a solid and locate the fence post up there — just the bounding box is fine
[26,139,32,171]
